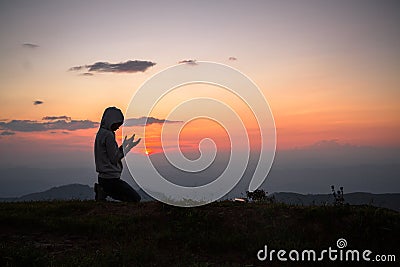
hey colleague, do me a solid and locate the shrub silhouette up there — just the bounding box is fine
[331,185,345,206]
[245,189,274,203]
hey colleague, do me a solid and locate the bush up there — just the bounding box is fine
[245,189,274,203]
[331,185,345,206]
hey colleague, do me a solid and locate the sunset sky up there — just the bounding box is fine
[0,0,399,196]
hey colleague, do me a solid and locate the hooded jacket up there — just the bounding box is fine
[94,107,125,179]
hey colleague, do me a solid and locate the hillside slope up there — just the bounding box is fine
[0,201,398,266]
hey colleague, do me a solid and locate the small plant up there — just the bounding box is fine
[331,185,345,206]
[245,189,274,203]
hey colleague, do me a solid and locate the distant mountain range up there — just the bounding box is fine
[272,192,400,212]
[0,184,398,211]
[0,184,153,203]
[0,184,94,202]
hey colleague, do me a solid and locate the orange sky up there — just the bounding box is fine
[1,1,400,166]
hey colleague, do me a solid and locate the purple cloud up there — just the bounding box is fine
[178,59,197,65]
[22,43,39,49]
[123,116,182,127]
[69,60,156,74]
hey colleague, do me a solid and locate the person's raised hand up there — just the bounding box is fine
[127,137,141,151]
[123,134,135,148]
[131,138,141,148]
[123,134,141,153]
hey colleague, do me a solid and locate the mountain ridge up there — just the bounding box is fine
[0,184,399,211]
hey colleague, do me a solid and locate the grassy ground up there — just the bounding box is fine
[0,201,398,266]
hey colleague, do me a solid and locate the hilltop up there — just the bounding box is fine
[1,184,399,212]
[0,201,398,266]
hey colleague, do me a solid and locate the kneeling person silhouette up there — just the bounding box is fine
[94,106,141,202]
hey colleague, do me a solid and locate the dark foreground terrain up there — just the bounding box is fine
[0,201,398,266]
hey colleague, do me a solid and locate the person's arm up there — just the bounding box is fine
[105,134,125,164]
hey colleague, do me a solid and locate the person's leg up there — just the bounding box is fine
[99,178,141,202]
[98,178,119,200]
[94,182,107,201]
[115,179,141,202]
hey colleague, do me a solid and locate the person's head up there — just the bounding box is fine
[100,106,124,132]
[110,122,123,131]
